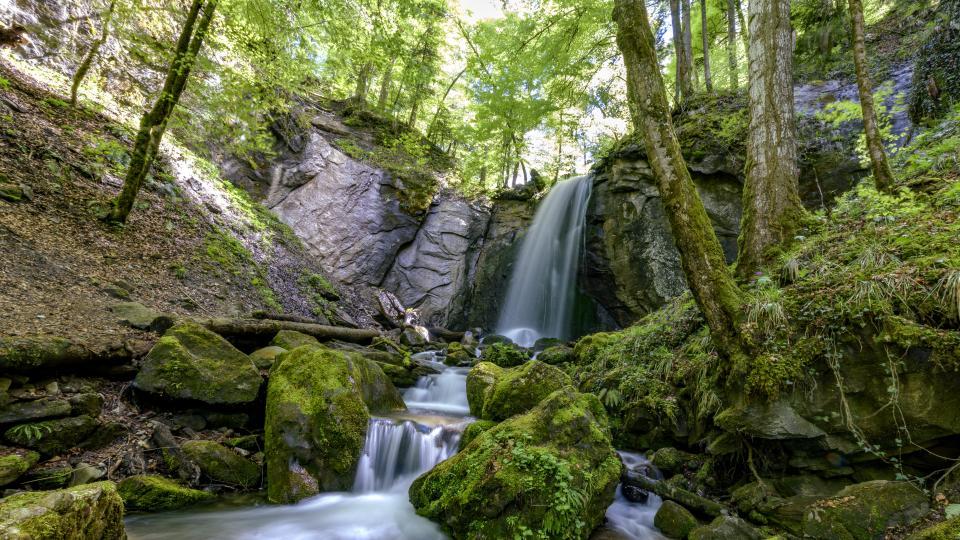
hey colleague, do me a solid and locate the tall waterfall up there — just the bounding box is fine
[496,175,593,347]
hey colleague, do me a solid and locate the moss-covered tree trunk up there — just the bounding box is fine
[737,0,803,279]
[377,60,395,112]
[70,0,115,106]
[701,0,713,92]
[848,0,895,193]
[613,0,745,359]
[105,0,217,223]
[670,0,693,101]
[727,0,738,90]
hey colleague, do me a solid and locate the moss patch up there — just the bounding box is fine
[118,475,215,511]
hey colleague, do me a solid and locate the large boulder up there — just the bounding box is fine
[269,330,319,351]
[265,345,405,503]
[118,475,215,512]
[382,195,490,327]
[409,387,622,539]
[482,342,528,367]
[181,440,260,489]
[801,480,929,539]
[466,360,573,421]
[688,516,762,540]
[0,481,125,539]
[133,322,261,405]
[654,500,699,539]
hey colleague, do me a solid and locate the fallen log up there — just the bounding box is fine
[0,335,140,373]
[193,317,381,344]
[250,311,330,325]
[623,470,726,518]
[427,327,465,342]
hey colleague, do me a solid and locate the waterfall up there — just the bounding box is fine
[353,418,462,492]
[403,367,471,415]
[496,175,593,347]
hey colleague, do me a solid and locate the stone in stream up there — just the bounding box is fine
[0,481,125,539]
[466,360,572,421]
[654,500,699,539]
[480,342,527,367]
[265,345,406,503]
[118,474,215,511]
[0,447,39,487]
[181,440,260,489]
[409,387,621,539]
[133,321,261,405]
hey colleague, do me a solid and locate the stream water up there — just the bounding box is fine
[496,175,593,348]
[125,360,664,539]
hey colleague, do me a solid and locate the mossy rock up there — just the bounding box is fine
[445,348,472,366]
[20,461,73,490]
[377,362,419,388]
[265,345,405,503]
[801,480,929,539]
[538,345,575,365]
[476,360,573,421]
[654,500,699,539]
[270,330,320,351]
[465,362,502,417]
[0,481,125,539]
[0,336,87,372]
[482,342,528,367]
[249,346,287,370]
[409,387,622,540]
[4,415,98,455]
[651,447,701,475]
[689,516,762,540]
[134,322,261,405]
[0,447,39,487]
[181,440,260,489]
[909,514,960,540]
[118,474,215,512]
[460,420,496,448]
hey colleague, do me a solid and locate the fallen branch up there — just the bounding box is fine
[193,317,381,344]
[427,327,465,342]
[623,470,726,518]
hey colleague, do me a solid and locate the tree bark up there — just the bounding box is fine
[669,0,693,102]
[701,0,713,92]
[737,0,803,279]
[353,62,373,109]
[71,0,115,106]
[736,0,750,54]
[848,0,896,193]
[106,0,217,223]
[727,0,739,90]
[377,59,395,112]
[613,0,745,359]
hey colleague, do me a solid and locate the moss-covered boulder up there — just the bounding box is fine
[651,447,701,475]
[265,345,405,503]
[460,420,496,448]
[134,322,261,405]
[445,343,473,366]
[181,440,260,489]
[654,500,699,539]
[688,516,761,540]
[21,461,73,489]
[0,447,39,487]
[473,360,573,421]
[270,330,320,351]
[249,346,287,370]
[482,342,528,367]
[538,345,575,365]
[909,514,960,540]
[409,387,621,539]
[118,475,215,511]
[0,481,125,539]
[466,362,502,417]
[4,415,98,455]
[801,480,928,539]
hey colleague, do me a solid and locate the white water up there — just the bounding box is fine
[605,452,667,540]
[403,367,471,415]
[496,175,593,347]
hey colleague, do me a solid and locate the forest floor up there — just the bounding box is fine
[0,62,368,349]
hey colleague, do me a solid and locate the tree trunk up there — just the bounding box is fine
[193,318,381,344]
[613,0,745,359]
[682,0,699,90]
[70,0,115,106]
[377,59,395,112]
[427,67,466,140]
[353,62,373,109]
[736,0,750,54]
[106,0,217,223]
[622,470,726,517]
[848,0,896,193]
[727,0,739,90]
[701,0,713,92]
[737,0,803,279]
[669,0,692,102]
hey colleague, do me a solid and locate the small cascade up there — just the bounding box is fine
[496,175,593,347]
[403,367,471,415]
[353,417,462,492]
[604,452,667,539]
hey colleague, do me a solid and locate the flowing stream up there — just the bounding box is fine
[496,175,593,347]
